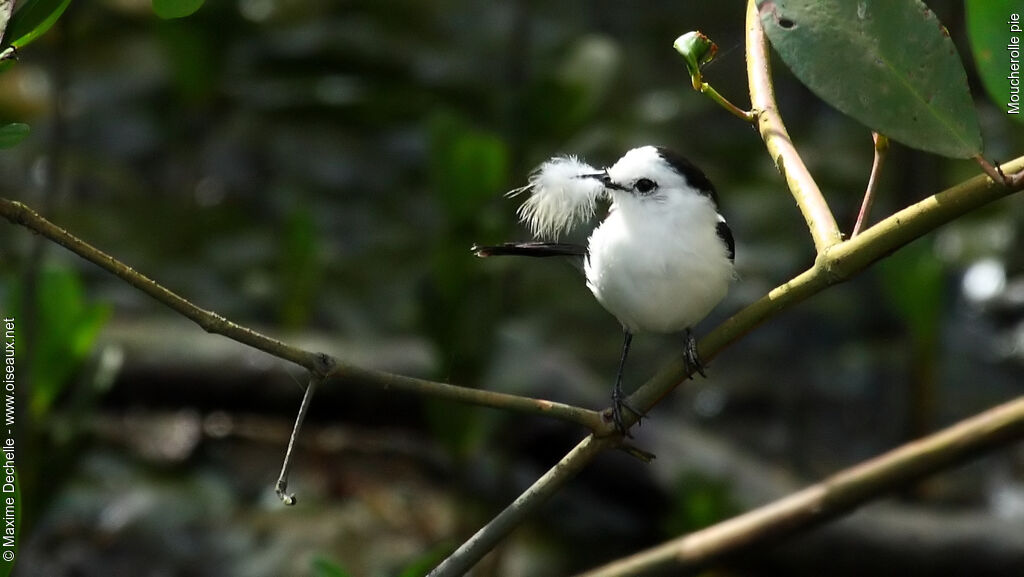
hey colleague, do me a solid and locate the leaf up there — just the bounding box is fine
[966,0,1024,123]
[4,0,71,49]
[0,0,14,46]
[0,122,28,148]
[152,0,205,19]
[757,0,983,158]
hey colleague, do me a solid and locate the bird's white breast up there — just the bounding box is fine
[584,194,733,334]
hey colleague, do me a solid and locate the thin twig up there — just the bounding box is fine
[974,154,1024,190]
[275,375,321,505]
[697,81,756,123]
[0,200,324,371]
[745,0,842,253]
[852,132,889,237]
[0,198,607,431]
[576,395,1024,577]
[326,364,610,433]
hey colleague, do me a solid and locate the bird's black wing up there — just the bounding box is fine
[716,221,735,262]
[472,242,586,258]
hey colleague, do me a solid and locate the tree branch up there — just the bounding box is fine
[0,198,607,431]
[746,0,843,253]
[576,394,1024,577]
[0,199,324,372]
[325,364,609,432]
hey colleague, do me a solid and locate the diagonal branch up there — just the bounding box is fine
[746,0,843,253]
[429,434,620,577]
[0,198,607,432]
[576,394,1024,577]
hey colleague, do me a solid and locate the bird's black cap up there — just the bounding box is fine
[655,146,719,206]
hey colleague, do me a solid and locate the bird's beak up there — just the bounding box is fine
[579,170,629,191]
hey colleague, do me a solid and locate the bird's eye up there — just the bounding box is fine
[634,178,657,193]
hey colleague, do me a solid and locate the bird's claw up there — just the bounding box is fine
[611,386,645,437]
[684,329,707,378]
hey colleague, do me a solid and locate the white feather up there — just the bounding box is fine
[511,155,606,240]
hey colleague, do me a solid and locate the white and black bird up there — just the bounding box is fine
[474,145,735,434]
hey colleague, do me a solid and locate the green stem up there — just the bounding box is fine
[699,81,756,123]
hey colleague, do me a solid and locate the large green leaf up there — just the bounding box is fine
[152,0,205,19]
[3,0,71,49]
[757,0,982,158]
[0,122,28,148]
[966,0,1023,123]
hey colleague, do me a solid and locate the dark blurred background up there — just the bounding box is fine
[0,1,1022,575]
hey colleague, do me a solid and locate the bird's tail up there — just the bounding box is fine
[471,242,586,258]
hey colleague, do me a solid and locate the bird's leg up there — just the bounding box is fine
[611,330,645,436]
[683,328,707,378]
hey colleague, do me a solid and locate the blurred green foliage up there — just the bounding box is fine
[966,0,1024,123]
[878,237,945,349]
[7,267,110,418]
[663,472,740,536]
[421,111,509,455]
[310,555,353,577]
[279,205,323,329]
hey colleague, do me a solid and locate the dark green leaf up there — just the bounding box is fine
[966,0,1023,123]
[4,0,71,49]
[757,0,982,158]
[0,122,28,148]
[152,0,205,20]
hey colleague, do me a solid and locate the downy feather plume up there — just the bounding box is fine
[510,155,606,240]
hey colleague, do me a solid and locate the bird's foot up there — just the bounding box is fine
[611,386,645,437]
[684,329,707,378]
